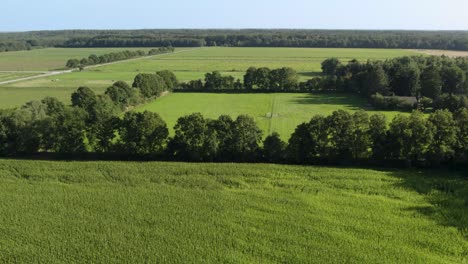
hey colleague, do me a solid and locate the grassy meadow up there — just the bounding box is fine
[95,47,417,77]
[0,47,417,108]
[0,47,165,71]
[0,160,465,263]
[137,92,405,138]
[0,72,41,82]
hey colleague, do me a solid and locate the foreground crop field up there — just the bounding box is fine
[0,47,416,108]
[0,160,465,263]
[137,92,404,138]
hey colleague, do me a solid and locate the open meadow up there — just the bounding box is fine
[93,47,417,80]
[0,47,417,108]
[0,47,164,71]
[0,160,465,263]
[137,92,405,138]
[0,72,41,82]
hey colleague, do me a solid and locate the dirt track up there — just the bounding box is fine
[0,70,72,86]
[412,49,468,57]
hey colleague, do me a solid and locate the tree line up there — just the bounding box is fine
[65,47,174,68]
[54,30,468,51]
[3,29,468,52]
[177,67,299,91]
[0,41,34,52]
[0,91,466,167]
[0,70,178,155]
[0,69,466,167]
[314,56,468,112]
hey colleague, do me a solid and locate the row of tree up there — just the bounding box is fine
[4,30,468,53]
[177,67,299,91]
[59,30,468,50]
[165,109,467,165]
[66,50,145,68]
[72,71,179,116]
[320,56,468,97]
[94,70,179,112]
[0,41,34,52]
[132,70,178,98]
[65,47,174,68]
[0,92,467,167]
[178,71,243,91]
[315,56,468,111]
[287,110,467,166]
[0,72,177,155]
[244,67,299,90]
[0,67,466,166]
[148,47,175,55]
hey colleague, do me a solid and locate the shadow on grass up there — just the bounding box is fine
[390,169,468,241]
[290,93,367,110]
[298,72,322,78]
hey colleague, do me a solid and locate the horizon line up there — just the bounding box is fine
[2,28,468,33]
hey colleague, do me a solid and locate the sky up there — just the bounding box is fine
[2,0,468,31]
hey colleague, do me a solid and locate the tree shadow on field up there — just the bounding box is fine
[298,72,322,78]
[290,93,365,110]
[389,169,468,242]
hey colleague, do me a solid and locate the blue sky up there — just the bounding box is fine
[2,0,468,31]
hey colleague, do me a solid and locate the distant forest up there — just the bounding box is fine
[2,29,468,52]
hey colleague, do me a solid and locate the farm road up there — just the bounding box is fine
[0,70,71,86]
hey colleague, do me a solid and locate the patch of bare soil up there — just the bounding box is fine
[411,49,468,57]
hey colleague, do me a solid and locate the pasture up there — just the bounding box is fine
[95,47,417,77]
[137,92,404,138]
[0,160,465,263]
[0,47,417,108]
[0,72,41,82]
[0,47,163,71]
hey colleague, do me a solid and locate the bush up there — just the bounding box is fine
[117,111,169,155]
[262,132,286,162]
[419,97,433,111]
[132,73,168,98]
[434,94,468,112]
[370,93,416,111]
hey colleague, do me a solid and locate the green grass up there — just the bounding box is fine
[0,72,41,82]
[0,47,167,71]
[0,85,102,109]
[137,92,405,138]
[0,159,465,263]
[0,47,417,108]
[96,47,417,74]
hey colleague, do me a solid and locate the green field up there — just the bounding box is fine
[0,47,417,108]
[137,92,404,138]
[95,47,418,78]
[0,47,165,71]
[0,160,465,263]
[0,72,42,82]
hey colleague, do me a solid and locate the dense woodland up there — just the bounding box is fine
[0,69,466,167]
[314,55,468,111]
[3,29,468,52]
